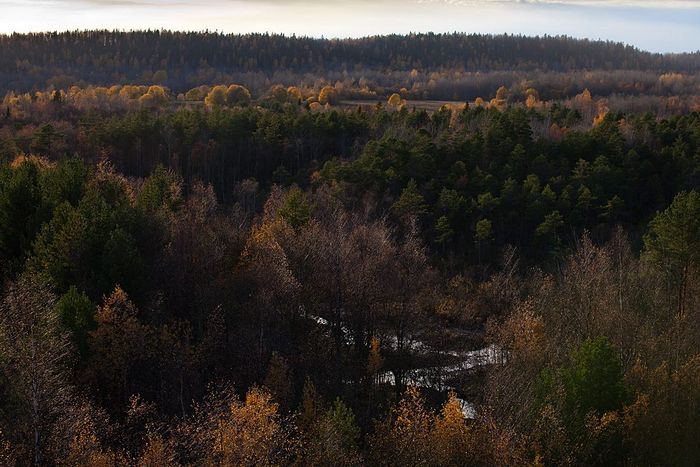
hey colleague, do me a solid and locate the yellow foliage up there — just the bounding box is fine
[10,153,53,170]
[592,100,610,127]
[137,433,177,467]
[572,88,594,113]
[490,86,508,110]
[241,218,291,266]
[185,86,208,101]
[658,72,685,86]
[207,387,295,466]
[498,300,545,363]
[205,85,228,107]
[433,392,472,466]
[268,84,288,104]
[394,386,432,438]
[318,86,337,105]
[370,386,434,466]
[526,94,540,109]
[226,84,251,106]
[525,87,539,100]
[578,88,593,104]
[387,93,403,108]
[287,86,303,103]
[665,95,682,112]
[119,85,147,100]
[490,98,507,110]
[62,418,128,467]
[139,85,168,108]
[495,85,509,101]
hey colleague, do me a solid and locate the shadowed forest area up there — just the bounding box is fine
[1,32,700,466]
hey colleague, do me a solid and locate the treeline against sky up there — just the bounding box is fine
[3,31,700,100]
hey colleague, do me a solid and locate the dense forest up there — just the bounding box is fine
[1,32,700,466]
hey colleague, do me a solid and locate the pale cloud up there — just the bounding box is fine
[413,0,700,8]
[8,0,700,5]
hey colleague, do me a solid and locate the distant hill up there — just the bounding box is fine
[2,31,699,94]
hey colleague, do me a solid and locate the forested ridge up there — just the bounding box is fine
[1,33,700,466]
[3,31,700,97]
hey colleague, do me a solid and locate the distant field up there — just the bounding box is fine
[170,99,469,112]
[338,100,467,112]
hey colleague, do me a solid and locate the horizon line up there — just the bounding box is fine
[1,29,698,56]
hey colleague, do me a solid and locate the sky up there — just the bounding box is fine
[0,0,699,53]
